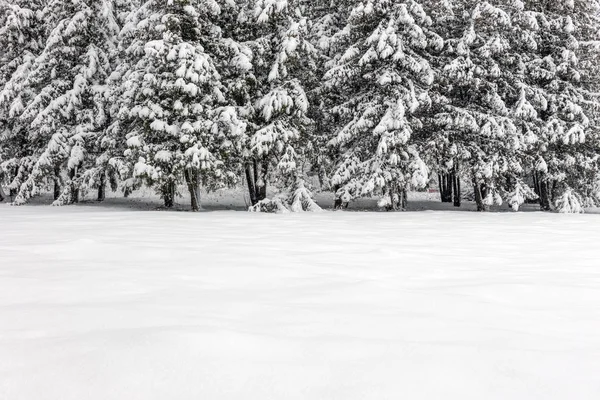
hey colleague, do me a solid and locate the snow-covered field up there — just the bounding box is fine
[1,203,600,400]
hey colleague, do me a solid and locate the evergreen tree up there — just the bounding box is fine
[427,0,536,211]
[114,0,241,210]
[226,0,319,209]
[522,0,600,212]
[324,0,441,210]
[0,0,46,201]
[1,0,121,205]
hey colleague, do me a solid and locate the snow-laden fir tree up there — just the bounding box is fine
[520,0,600,212]
[324,0,441,210]
[114,0,242,210]
[408,0,461,207]
[0,0,46,202]
[305,0,355,207]
[0,0,121,205]
[427,0,536,211]
[226,0,321,211]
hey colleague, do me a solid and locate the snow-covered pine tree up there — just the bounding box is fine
[77,0,142,203]
[226,0,319,210]
[410,0,462,207]
[306,0,355,208]
[1,0,121,205]
[521,0,600,212]
[0,0,46,202]
[324,0,441,210]
[428,0,533,211]
[116,0,240,211]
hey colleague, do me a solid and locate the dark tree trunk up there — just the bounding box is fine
[333,184,344,209]
[539,178,551,211]
[438,173,452,203]
[400,188,408,210]
[53,165,61,201]
[245,162,258,206]
[9,188,17,202]
[53,181,61,201]
[0,171,6,202]
[385,182,407,211]
[452,173,461,207]
[185,169,201,212]
[532,172,540,197]
[124,186,132,198]
[97,173,106,202]
[162,181,176,208]
[258,160,268,202]
[245,159,268,206]
[69,167,79,204]
[474,182,489,212]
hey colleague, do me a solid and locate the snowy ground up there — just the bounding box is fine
[1,201,600,399]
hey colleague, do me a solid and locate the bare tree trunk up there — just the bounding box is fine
[9,188,17,202]
[0,182,5,202]
[258,160,268,202]
[385,182,406,211]
[245,160,268,206]
[69,167,79,204]
[245,162,258,206]
[53,166,61,201]
[452,173,461,207]
[185,169,201,212]
[474,182,489,212]
[539,178,551,211]
[333,184,344,209]
[532,172,540,198]
[97,173,106,202]
[162,181,176,208]
[400,188,408,210]
[438,173,452,203]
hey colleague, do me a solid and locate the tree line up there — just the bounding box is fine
[1,0,599,213]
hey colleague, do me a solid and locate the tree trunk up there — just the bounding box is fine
[162,181,176,208]
[532,172,540,198]
[474,182,489,212]
[385,182,407,211]
[0,183,5,202]
[185,169,201,212]
[438,173,452,203]
[245,162,258,206]
[69,168,79,204]
[538,178,551,211]
[452,173,461,207]
[53,166,62,201]
[400,188,408,210]
[258,160,268,202]
[245,160,268,206]
[333,184,344,209]
[97,173,106,202]
[9,188,17,202]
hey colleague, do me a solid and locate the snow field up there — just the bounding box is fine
[1,205,600,399]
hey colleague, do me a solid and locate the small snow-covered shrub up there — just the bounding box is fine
[555,189,584,214]
[289,181,322,212]
[249,198,290,214]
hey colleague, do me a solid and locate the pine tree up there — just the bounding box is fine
[225,0,318,209]
[1,0,121,205]
[324,0,441,210]
[521,0,600,212]
[0,0,46,201]
[115,0,241,210]
[428,0,537,211]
